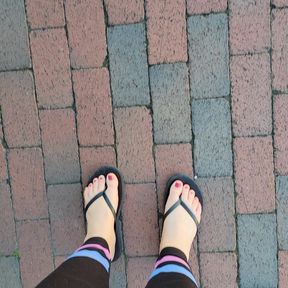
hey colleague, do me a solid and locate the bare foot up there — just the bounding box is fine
[159,180,202,260]
[83,173,119,259]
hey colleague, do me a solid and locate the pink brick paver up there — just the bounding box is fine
[155,144,193,212]
[65,0,106,68]
[114,107,155,183]
[272,9,288,92]
[26,0,65,29]
[30,29,73,108]
[146,0,187,65]
[273,0,288,7]
[127,257,156,288]
[187,0,227,15]
[0,71,41,147]
[229,0,270,54]
[274,95,288,175]
[200,253,238,288]
[230,53,272,137]
[17,220,54,288]
[123,183,159,256]
[73,68,114,146]
[234,137,275,214]
[0,183,16,255]
[104,0,144,25]
[279,251,288,288]
[8,148,48,220]
[80,146,116,186]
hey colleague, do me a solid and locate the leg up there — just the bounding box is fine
[146,180,202,288]
[36,173,120,288]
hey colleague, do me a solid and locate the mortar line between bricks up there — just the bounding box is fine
[230,49,271,57]
[24,0,56,272]
[38,106,74,111]
[29,25,66,32]
[0,109,19,260]
[185,0,202,285]
[107,20,145,29]
[0,67,33,74]
[269,1,280,286]
[232,133,275,139]
[62,0,84,224]
[227,1,241,287]
[187,9,229,18]
[143,0,160,250]
[102,1,128,286]
[1,98,22,280]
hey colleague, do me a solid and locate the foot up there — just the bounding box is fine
[159,180,202,260]
[83,173,119,259]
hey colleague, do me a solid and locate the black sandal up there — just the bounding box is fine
[163,174,203,228]
[84,166,124,262]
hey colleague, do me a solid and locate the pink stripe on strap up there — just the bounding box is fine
[155,255,190,270]
[76,244,112,260]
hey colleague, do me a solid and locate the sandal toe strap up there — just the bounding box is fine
[163,198,199,227]
[84,191,116,220]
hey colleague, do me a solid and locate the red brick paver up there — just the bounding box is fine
[73,68,114,146]
[26,0,65,29]
[104,0,144,25]
[147,0,187,65]
[123,183,159,256]
[0,71,41,147]
[274,95,288,175]
[272,9,288,92]
[114,107,155,183]
[200,253,238,288]
[187,0,227,15]
[65,0,106,69]
[231,53,272,137]
[30,29,73,108]
[17,220,54,288]
[279,251,288,288]
[234,137,275,213]
[80,146,116,186]
[127,257,156,288]
[273,0,288,7]
[229,0,270,54]
[8,148,48,220]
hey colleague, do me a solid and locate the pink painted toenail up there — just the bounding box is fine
[108,175,113,180]
[175,182,181,188]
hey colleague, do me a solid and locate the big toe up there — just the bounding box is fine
[106,173,118,189]
[165,180,183,213]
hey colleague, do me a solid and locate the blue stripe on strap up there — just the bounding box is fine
[67,249,110,272]
[149,264,198,287]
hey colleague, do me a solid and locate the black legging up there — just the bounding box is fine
[36,238,198,288]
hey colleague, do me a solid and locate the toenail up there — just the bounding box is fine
[93,178,97,183]
[175,181,181,188]
[184,184,189,189]
[108,175,113,180]
[89,183,92,187]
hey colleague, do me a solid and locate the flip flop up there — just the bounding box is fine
[84,166,124,262]
[163,174,203,228]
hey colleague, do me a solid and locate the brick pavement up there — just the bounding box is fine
[0,1,287,287]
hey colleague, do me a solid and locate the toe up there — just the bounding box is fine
[164,180,183,213]
[196,202,202,220]
[92,177,99,194]
[106,173,118,189]
[188,189,195,205]
[192,197,199,213]
[181,184,190,203]
[98,175,105,192]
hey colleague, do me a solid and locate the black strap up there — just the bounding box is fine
[163,198,199,227]
[84,190,116,220]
